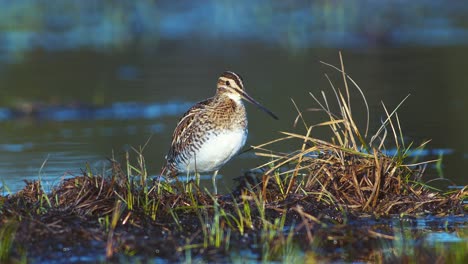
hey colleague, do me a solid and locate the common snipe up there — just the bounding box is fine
[162,71,278,193]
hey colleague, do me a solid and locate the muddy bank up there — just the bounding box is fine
[1,161,465,263]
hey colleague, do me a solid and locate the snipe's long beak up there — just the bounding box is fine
[238,89,278,120]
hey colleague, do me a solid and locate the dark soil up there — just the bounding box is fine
[0,155,466,263]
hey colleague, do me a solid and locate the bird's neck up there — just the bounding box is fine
[214,93,244,110]
[225,92,243,104]
[209,94,247,129]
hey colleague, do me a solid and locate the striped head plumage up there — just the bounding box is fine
[216,71,278,119]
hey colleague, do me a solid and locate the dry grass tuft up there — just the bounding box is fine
[253,52,466,216]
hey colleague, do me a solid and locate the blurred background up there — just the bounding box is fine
[0,0,466,193]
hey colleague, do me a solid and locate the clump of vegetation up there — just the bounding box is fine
[0,54,466,262]
[253,55,466,216]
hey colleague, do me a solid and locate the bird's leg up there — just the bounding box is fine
[212,170,219,195]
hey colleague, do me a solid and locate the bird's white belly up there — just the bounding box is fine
[179,129,247,173]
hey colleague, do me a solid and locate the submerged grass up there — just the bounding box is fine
[0,53,466,262]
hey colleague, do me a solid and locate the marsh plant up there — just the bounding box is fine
[0,54,465,262]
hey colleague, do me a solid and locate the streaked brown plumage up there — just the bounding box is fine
[162,71,277,193]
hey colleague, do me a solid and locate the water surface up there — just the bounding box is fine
[0,1,466,193]
[0,2,466,263]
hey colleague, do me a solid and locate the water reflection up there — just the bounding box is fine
[0,2,466,263]
[0,101,193,121]
[0,1,466,193]
[2,1,468,62]
[0,142,33,152]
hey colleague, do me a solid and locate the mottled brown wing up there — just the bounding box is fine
[165,97,214,168]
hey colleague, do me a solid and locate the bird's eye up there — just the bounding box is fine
[225,81,231,86]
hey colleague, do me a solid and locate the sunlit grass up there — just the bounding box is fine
[0,220,18,262]
[252,52,465,217]
[0,53,466,262]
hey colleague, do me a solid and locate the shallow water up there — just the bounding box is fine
[0,2,464,194]
[24,215,468,263]
[0,1,467,262]
[0,46,466,194]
